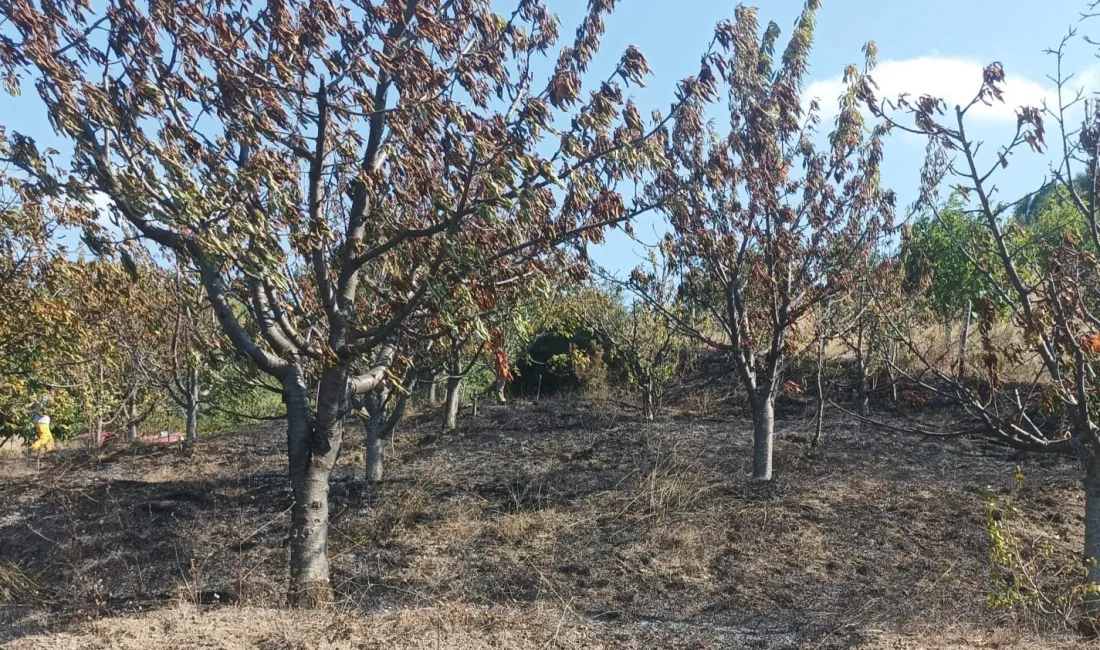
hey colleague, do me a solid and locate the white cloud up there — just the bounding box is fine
[806,57,1055,124]
[1074,65,1100,95]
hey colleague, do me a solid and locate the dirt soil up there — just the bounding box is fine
[0,395,1092,648]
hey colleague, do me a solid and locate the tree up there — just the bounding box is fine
[875,37,1100,624]
[814,251,897,420]
[510,282,617,397]
[166,275,215,444]
[0,141,107,444]
[437,331,477,431]
[595,262,690,422]
[643,3,894,480]
[134,267,226,444]
[357,356,416,483]
[0,0,682,604]
[903,199,1006,353]
[0,175,85,443]
[0,254,160,447]
[1013,172,1089,225]
[432,272,550,429]
[68,260,165,445]
[838,265,878,414]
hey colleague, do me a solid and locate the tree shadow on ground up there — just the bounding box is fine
[0,442,293,642]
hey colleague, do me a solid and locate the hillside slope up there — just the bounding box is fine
[0,398,1090,648]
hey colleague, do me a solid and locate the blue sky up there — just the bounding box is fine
[555,0,1099,274]
[3,0,1096,274]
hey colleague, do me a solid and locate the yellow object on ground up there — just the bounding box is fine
[30,415,53,452]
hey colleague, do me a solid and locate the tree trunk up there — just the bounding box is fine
[751,396,775,481]
[443,365,461,431]
[428,373,439,405]
[855,319,870,415]
[285,369,343,607]
[365,422,384,483]
[126,398,138,443]
[95,360,104,447]
[957,300,972,383]
[813,334,827,447]
[185,402,199,444]
[641,381,655,422]
[863,318,878,414]
[887,342,899,403]
[361,374,413,484]
[1084,457,1100,625]
[184,401,199,443]
[495,379,507,404]
[363,389,385,483]
[185,368,200,444]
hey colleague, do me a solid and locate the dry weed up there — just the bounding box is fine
[630,432,719,521]
[0,563,45,604]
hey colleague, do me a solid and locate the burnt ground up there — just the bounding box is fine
[0,392,1093,649]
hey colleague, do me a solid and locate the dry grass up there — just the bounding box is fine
[0,437,88,458]
[3,604,1094,649]
[893,319,1048,385]
[634,433,720,519]
[0,564,45,604]
[2,603,618,650]
[0,394,1095,648]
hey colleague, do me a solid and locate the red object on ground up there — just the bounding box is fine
[75,430,118,443]
[146,432,184,445]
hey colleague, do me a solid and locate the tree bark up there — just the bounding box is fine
[362,388,385,483]
[641,380,655,422]
[813,334,827,447]
[443,360,461,431]
[494,379,507,404]
[185,367,200,444]
[1084,457,1100,624]
[751,396,775,481]
[126,397,138,443]
[428,373,439,405]
[365,421,384,483]
[185,402,199,443]
[887,342,899,403]
[95,360,104,447]
[285,369,343,607]
[855,318,871,415]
